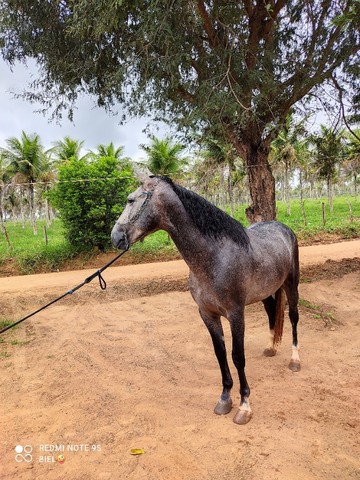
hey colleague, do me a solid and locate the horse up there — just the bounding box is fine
[111,175,300,425]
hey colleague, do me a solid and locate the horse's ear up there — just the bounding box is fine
[133,165,153,184]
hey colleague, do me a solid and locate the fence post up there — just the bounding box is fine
[300,199,307,226]
[349,203,353,222]
[43,225,48,246]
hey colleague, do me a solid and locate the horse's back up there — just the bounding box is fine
[247,221,297,258]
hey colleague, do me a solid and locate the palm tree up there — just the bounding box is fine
[343,129,360,201]
[37,157,57,226]
[271,134,296,215]
[94,142,125,160]
[196,138,244,213]
[0,153,12,248]
[1,131,47,234]
[311,125,344,212]
[50,136,85,163]
[270,115,309,215]
[141,136,188,178]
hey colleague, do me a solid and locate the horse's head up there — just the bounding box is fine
[111,176,162,250]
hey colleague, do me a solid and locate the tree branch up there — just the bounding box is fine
[332,74,360,141]
[197,0,219,48]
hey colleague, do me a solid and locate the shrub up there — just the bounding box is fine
[49,156,136,251]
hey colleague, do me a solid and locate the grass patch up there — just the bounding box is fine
[299,298,321,310]
[299,298,339,328]
[0,318,14,329]
[0,220,179,273]
[233,195,360,237]
[130,230,178,257]
[10,339,30,346]
[276,196,360,241]
[0,219,77,274]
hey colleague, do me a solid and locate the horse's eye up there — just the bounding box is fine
[128,198,134,204]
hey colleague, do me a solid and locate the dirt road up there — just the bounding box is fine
[0,240,359,480]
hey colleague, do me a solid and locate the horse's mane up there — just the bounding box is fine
[157,176,249,247]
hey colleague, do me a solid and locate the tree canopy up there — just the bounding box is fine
[1,0,359,220]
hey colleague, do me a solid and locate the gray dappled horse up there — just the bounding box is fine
[111,175,300,425]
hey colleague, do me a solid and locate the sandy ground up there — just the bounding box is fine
[0,240,359,480]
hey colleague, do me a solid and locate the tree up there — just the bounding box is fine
[343,128,360,200]
[141,136,188,178]
[1,1,359,221]
[311,125,344,212]
[0,131,47,234]
[197,138,245,214]
[37,157,57,226]
[49,155,135,251]
[50,136,85,164]
[0,153,12,248]
[93,142,126,160]
[270,115,308,215]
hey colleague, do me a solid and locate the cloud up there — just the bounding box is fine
[0,59,169,160]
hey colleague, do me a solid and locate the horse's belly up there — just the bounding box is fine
[244,283,282,305]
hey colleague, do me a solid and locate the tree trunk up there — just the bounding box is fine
[354,173,358,202]
[284,159,291,216]
[29,183,37,235]
[327,177,333,213]
[0,186,12,249]
[227,127,276,223]
[227,162,234,216]
[244,144,276,223]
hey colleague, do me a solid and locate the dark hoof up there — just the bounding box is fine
[214,398,233,415]
[289,359,301,372]
[233,408,253,425]
[263,347,277,357]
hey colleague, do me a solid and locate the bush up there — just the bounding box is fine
[49,156,136,251]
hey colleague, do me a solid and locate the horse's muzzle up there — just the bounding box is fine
[111,226,128,250]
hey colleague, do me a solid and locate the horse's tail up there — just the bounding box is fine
[273,288,286,346]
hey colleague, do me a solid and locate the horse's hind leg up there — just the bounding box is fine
[262,295,277,357]
[199,309,233,415]
[284,280,301,372]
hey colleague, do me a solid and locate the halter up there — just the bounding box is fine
[118,189,153,250]
[127,190,153,225]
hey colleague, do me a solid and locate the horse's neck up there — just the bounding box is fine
[162,201,217,275]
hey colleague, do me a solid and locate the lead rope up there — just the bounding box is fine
[0,247,129,335]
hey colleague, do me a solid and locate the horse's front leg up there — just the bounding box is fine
[229,307,252,425]
[199,309,233,415]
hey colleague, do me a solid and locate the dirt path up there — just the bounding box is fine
[0,240,360,480]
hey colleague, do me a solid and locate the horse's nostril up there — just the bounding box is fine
[111,228,126,249]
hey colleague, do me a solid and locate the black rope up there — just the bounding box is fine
[0,248,129,335]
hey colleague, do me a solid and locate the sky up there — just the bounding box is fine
[0,58,169,161]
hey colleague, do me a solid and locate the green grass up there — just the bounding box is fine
[0,218,177,273]
[298,298,338,327]
[130,230,177,256]
[233,195,360,241]
[0,219,77,273]
[0,317,15,330]
[0,195,359,274]
[275,196,360,241]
